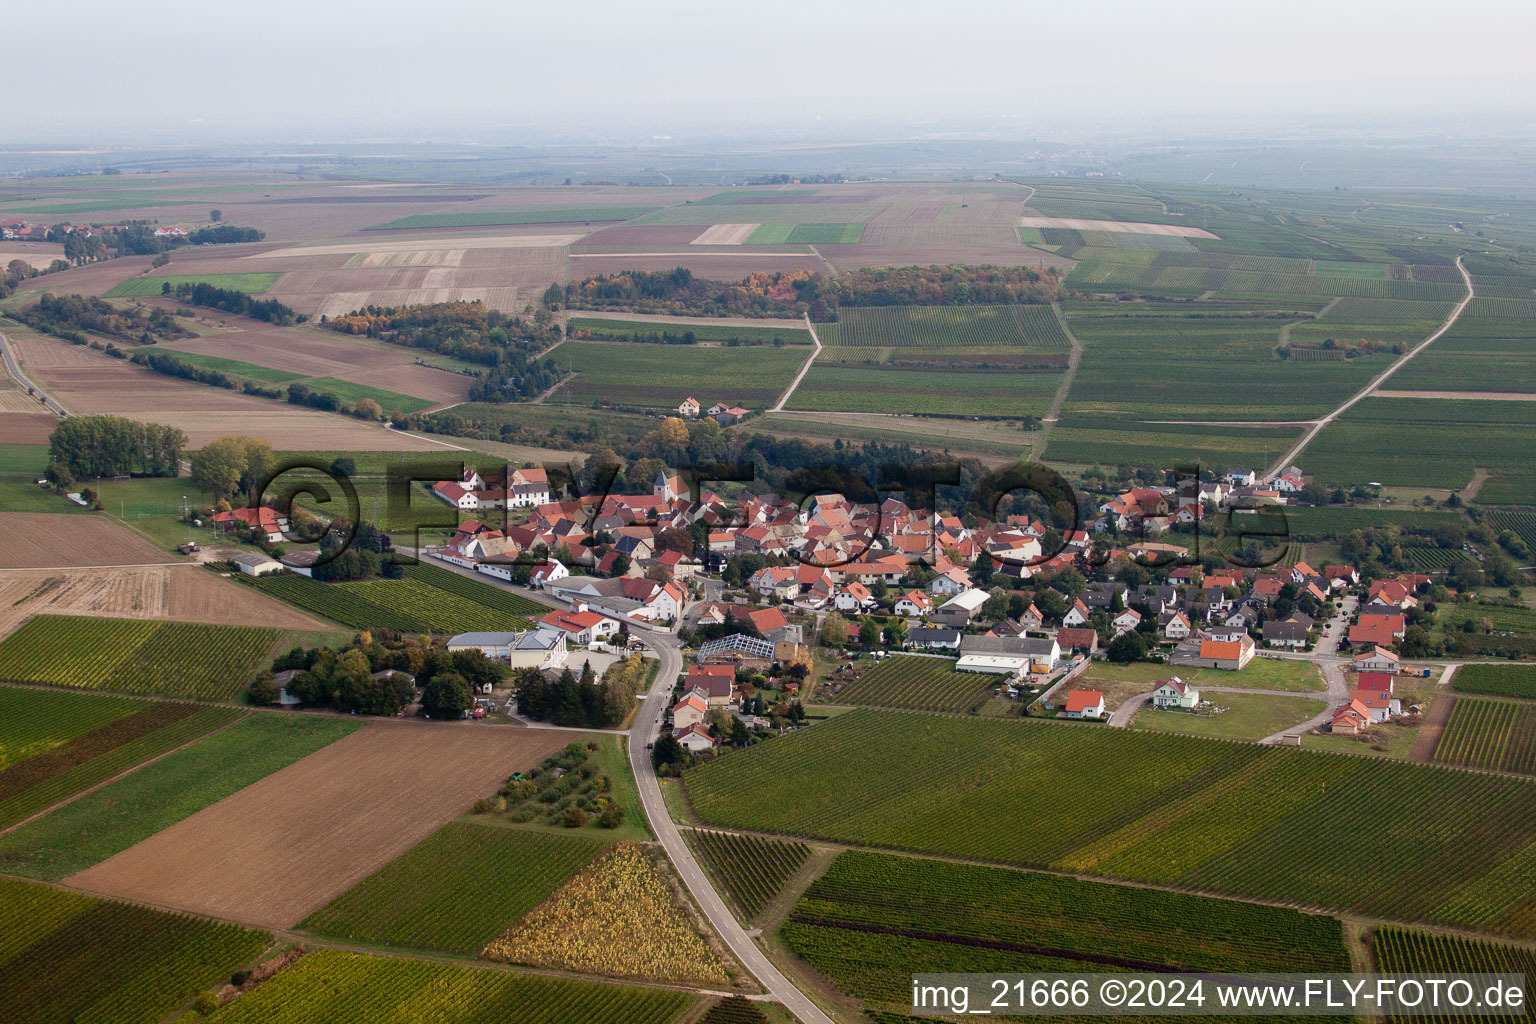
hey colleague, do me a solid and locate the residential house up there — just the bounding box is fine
[1063,689,1107,719]
[833,582,878,613]
[674,723,715,753]
[1062,599,1092,628]
[431,481,480,511]
[927,566,972,597]
[893,590,933,617]
[211,505,289,543]
[1356,672,1395,696]
[1161,609,1192,641]
[1331,698,1372,736]
[907,626,962,651]
[686,664,736,707]
[1055,627,1098,654]
[1352,646,1400,674]
[1111,608,1141,635]
[672,693,709,730]
[1174,634,1256,671]
[1152,677,1200,709]
[678,396,701,418]
[538,607,620,646]
[1262,619,1309,649]
[1350,688,1399,723]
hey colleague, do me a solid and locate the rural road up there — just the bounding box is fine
[769,314,823,413]
[628,632,836,1024]
[1261,255,1474,482]
[0,329,67,416]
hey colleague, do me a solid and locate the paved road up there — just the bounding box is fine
[769,314,824,413]
[1262,255,1474,481]
[0,329,67,416]
[629,633,835,1024]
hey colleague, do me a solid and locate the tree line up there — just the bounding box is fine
[47,415,185,480]
[515,653,650,728]
[19,293,191,344]
[162,281,302,325]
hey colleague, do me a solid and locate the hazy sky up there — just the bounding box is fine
[9,0,1536,138]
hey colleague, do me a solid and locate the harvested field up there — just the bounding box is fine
[0,513,170,569]
[0,565,327,639]
[66,721,579,928]
[344,249,466,268]
[573,225,713,250]
[0,244,67,270]
[568,252,822,281]
[1374,390,1536,401]
[691,223,759,245]
[0,413,55,443]
[1019,215,1218,238]
[245,234,582,260]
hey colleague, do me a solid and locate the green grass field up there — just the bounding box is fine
[153,348,304,383]
[822,655,998,713]
[366,206,660,230]
[1043,415,1305,473]
[783,850,1348,1018]
[1080,658,1326,693]
[198,947,696,1024]
[684,708,1536,938]
[553,340,805,409]
[302,821,607,954]
[0,876,270,1024]
[238,563,541,634]
[1135,691,1328,741]
[566,316,812,346]
[305,376,436,414]
[0,444,49,476]
[745,222,864,244]
[0,615,280,700]
[0,714,356,879]
[103,272,283,297]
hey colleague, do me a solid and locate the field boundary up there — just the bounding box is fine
[0,707,250,839]
[769,313,824,413]
[1262,255,1474,481]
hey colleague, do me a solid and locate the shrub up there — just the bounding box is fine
[563,807,588,828]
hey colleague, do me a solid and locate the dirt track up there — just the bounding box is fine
[66,721,577,928]
[1409,693,1455,764]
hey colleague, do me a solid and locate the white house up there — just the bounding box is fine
[1063,689,1107,719]
[1062,599,1091,628]
[1162,610,1192,641]
[538,607,620,645]
[1227,468,1257,487]
[893,590,933,617]
[927,567,971,597]
[1112,608,1142,635]
[678,396,701,418]
[833,582,877,613]
[1352,646,1400,674]
[432,481,480,511]
[674,723,715,753]
[1152,677,1200,709]
[530,559,569,588]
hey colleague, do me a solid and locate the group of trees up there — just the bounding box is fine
[515,653,650,728]
[254,634,502,718]
[558,264,1061,322]
[20,292,191,344]
[130,349,237,389]
[48,221,265,261]
[162,281,301,325]
[47,415,185,480]
[188,435,273,502]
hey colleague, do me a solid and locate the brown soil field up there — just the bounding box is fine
[574,225,707,250]
[1018,215,1218,238]
[0,243,67,270]
[67,721,577,928]
[691,223,759,245]
[0,512,172,568]
[563,310,806,330]
[1374,389,1536,401]
[268,245,567,317]
[0,412,55,442]
[568,252,822,281]
[246,234,584,260]
[0,564,327,639]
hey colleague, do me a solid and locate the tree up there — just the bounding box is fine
[970,552,993,587]
[354,398,383,420]
[421,672,471,719]
[652,732,685,768]
[820,611,850,647]
[858,619,882,647]
[210,209,223,222]
[658,416,690,452]
[1106,630,1148,664]
[190,435,273,501]
[247,673,279,706]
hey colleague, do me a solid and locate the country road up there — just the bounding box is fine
[630,634,835,1024]
[770,313,824,413]
[1262,255,1474,481]
[0,329,67,416]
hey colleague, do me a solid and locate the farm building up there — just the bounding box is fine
[230,551,284,576]
[956,635,1059,675]
[1063,689,1107,719]
[697,634,775,673]
[1055,627,1098,654]
[447,629,568,670]
[932,588,990,628]
[1152,677,1200,709]
[1173,634,1256,671]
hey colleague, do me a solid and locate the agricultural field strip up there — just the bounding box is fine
[1261,255,1474,480]
[683,708,1536,939]
[244,234,585,259]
